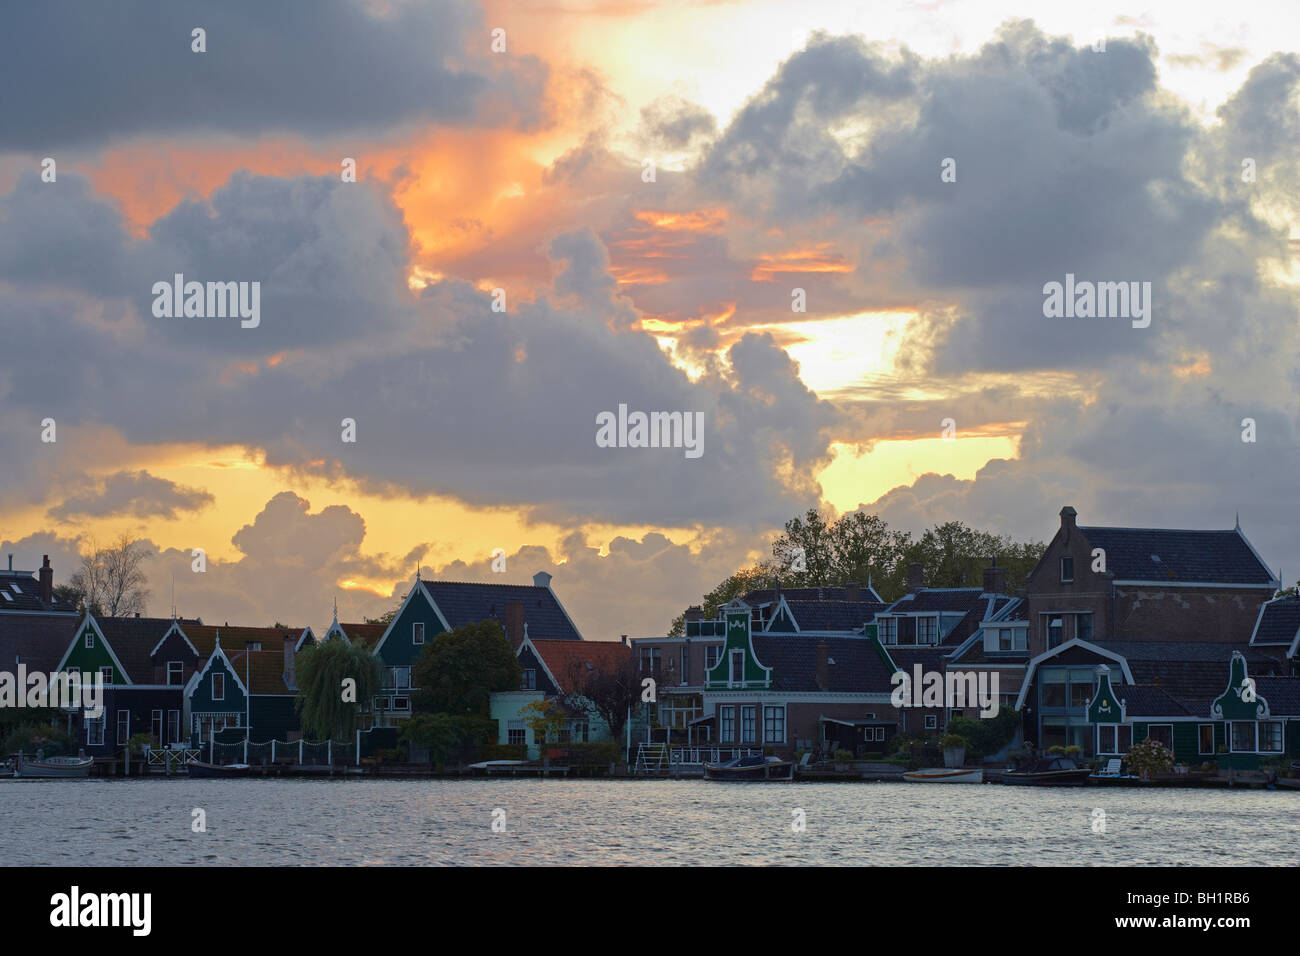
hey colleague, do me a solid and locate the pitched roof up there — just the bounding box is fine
[882,588,992,614]
[421,580,583,641]
[1099,642,1283,703]
[527,639,631,694]
[751,634,895,694]
[1251,596,1300,646]
[96,616,200,682]
[779,599,887,631]
[335,621,387,648]
[743,584,884,605]
[1114,684,1194,717]
[0,567,79,614]
[1253,676,1300,716]
[0,612,80,673]
[1077,526,1275,585]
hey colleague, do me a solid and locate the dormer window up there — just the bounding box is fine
[1059,556,1074,583]
[917,617,938,645]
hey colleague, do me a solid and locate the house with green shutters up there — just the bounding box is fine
[1086,653,1300,770]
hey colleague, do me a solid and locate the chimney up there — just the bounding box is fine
[283,635,297,689]
[842,581,862,603]
[621,635,628,645]
[907,562,924,593]
[1060,506,1078,541]
[532,570,552,589]
[816,641,830,691]
[505,600,526,649]
[38,556,53,605]
[983,559,1006,595]
[684,605,704,622]
[6,554,11,571]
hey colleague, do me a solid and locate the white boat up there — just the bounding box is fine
[467,760,529,770]
[14,754,94,778]
[903,767,983,784]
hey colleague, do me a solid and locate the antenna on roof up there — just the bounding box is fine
[1235,511,1241,531]
[170,573,176,621]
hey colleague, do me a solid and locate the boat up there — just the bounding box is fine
[13,754,93,778]
[467,759,530,770]
[703,754,794,781]
[186,761,253,778]
[1002,755,1092,786]
[903,767,983,784]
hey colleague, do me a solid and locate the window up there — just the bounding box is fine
[917,617,938,645]
[391,697,410,712]
[1069,676,1094,708]
[924,714,938,730]
[86,717,104,746]
[680,649,690,684]
[1146,724,1173,750]
[763,706,785,743]
[100,666,113,685]
[84,629,95,649]
[167,710,180,746]
[1229,721,1255,752]
[167,661,183,685]
[1198,724,1215,755]
[151,710,163,744]
[212,673,224,701]
[640,647,660,674]
[705,645,720,670]
[1098,724,1132,754]
[1048,617,1063,648]
[1259,721,1283,754]
[1059,556,1074,582]
[741,706,756,744]
[879,618,897,644]
[720,705,735,742]
[507,720,526,747]
[521,668,536,690]
[1042,677,1067,708]
[568,720,589,743]
[729,649,744,683]
[387,666,410,690]
[412,622,424,645]
[997,628,1011,651]
[1076,614,1093,642]
[116,711,130,746]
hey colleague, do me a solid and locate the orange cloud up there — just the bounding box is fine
[750,243,853,281]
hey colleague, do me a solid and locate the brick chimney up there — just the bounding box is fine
[982,559,1006,595]
[816,641,830,691]
[282,635,297,689]
[38,556,53,605]
[684,605,704,622]
[842,581,862,603]
[1060,506,1078,542]
[907,562,924,593]
[505,600,526,649]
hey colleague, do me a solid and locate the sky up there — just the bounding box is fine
[1,0,1297,640]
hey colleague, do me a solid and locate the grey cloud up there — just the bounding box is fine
[48,470,214,520]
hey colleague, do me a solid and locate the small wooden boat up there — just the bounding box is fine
[903,767,983,784]
[186,761,253,778]
[704,754,794,781]
[1274,777,1300,790]
[14,754,93,778]
[1002,756,1092,786]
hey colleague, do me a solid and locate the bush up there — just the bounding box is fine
[939,734,967,750]
[481,743,527,762]
[834,749,854,762]
[558,741,621,769]
[4,722,76,758]
[1127,737,1174,777]
[946,710,1019,760]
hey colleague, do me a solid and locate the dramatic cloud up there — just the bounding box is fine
[48,470,214,520]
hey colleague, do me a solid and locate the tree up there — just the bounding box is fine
[558,653,640,741]
[364,598,402,626]
[51,584,83,608]
[411,620,521,716]
[519,699,567,750]
[294,638,382,740]
[399,713,494,770]
[70,534,152,617]
[667,565,775,636]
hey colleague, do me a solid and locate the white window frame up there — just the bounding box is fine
[1059,556,1074,583]
[1198,723,1215,756]
[116,710,130,746]
[1258,721,1283,754]
[1146,723,1174,750]
[729,649,744,685]
[167,710,180,746]
[167,661,183,685]
[924,714,938,730]
[100,666,113,685]
[84,629,95,649]
[86,716,105,746]
[741,705,756,744]
[763,705,786,744]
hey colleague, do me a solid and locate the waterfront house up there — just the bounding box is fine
[183,625,308,748]
[491,635,632,758]
[1086,654,1300,770]
[365,572,584,730]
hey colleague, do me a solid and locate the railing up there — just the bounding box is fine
[668,746,762,767]
[145,747,201,770]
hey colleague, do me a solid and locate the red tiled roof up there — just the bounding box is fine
[529,639,631,693]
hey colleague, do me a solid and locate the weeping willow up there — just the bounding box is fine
[295,639,382,741]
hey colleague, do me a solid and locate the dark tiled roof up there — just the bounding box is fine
[0,569,79,614]
[1252,597,1300,646]
[1098,641,1276,664]
[885,645,948,673]
[947,640,1029,665]
[883,588,992,614]
[529,639,631,694]
[1101,643,1283,703]
[422,580,583,642]
[778,600,886,631]
[1115,685,1194,717]
[97,617,200,683]
[1078,526,1274,585]
[1254,676,1300,716]
[183,624,303,694]
[752,635,895,694]
[0,613,79,673]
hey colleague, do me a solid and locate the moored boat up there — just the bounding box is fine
[14,754,93,778]
[1002,756,1092,786]
[703,754,794,781]
[186,761,253,778]
[903,767,983,784]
